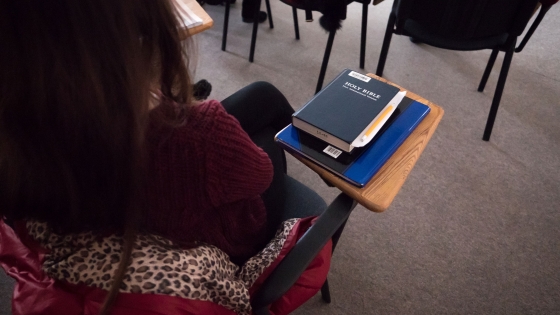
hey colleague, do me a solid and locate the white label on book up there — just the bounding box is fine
[323,145,342,159]
[348,71,371,83]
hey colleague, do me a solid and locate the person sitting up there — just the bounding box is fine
[0,0,322,314]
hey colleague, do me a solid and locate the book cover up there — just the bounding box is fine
[292,69,401,152]
[277,98,430,187]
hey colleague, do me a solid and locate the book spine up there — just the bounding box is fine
[292,68,353,153]
[292,118,353,152]
[275,137,363,187]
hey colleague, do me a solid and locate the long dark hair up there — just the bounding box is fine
[0,0,192,313]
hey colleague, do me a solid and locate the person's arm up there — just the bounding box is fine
[200,100,273,207]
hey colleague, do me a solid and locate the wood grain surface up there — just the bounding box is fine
[177,0,214,38]
[293,74,444,212]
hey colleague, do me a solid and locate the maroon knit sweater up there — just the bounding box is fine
[145,100,273,264]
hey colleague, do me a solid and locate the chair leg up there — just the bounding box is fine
[248,0,262,62]
[375,12,396,77]
[359,1,368,69]
[321,279,332,303]
[483,38,516,141]
[516,5,551,53]
[292,7,300,40]
[316,30,336,94]
[478,48,499,92]
[265,0,274,29]
[221,0,231,51]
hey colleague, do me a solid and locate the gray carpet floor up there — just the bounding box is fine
[1,1,559,314]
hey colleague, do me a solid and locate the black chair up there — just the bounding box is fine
[251,189,358,314]
[221,0,274,55]
[247,126,358,311]
[221,0,372,94]
[238,124,358,312]
[375,0,553,141]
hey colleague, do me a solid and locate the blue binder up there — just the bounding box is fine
[275,99,430,187]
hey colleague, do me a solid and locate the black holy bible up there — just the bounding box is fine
[292,69,401,152]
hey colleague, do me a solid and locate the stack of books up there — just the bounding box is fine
[275,69,431,187]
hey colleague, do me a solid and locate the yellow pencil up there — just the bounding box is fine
[361,105,394,142]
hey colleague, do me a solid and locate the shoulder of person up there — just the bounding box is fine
[189,99,228,119]
[147,99,222,149]
[187,100,243,134]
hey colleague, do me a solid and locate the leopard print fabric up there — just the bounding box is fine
[239,219,298,285]
[26,218,299,315]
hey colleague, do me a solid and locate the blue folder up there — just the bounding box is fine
[275,99,430,187]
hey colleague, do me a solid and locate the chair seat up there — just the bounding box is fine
[282,175,327,220]
[403,19,509,51]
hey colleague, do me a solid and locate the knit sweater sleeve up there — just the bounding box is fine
[198,100,273,207]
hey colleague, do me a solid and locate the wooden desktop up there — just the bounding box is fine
[177,0,214,38]
[290,74,444,212]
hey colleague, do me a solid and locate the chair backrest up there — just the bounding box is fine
[394,0,540,40]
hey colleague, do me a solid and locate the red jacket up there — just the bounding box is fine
[0,217,331,315]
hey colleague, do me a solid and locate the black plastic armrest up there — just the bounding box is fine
[515,3,552,53]
[251,193,357,311]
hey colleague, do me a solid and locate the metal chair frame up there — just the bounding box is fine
[221,0,371,94]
